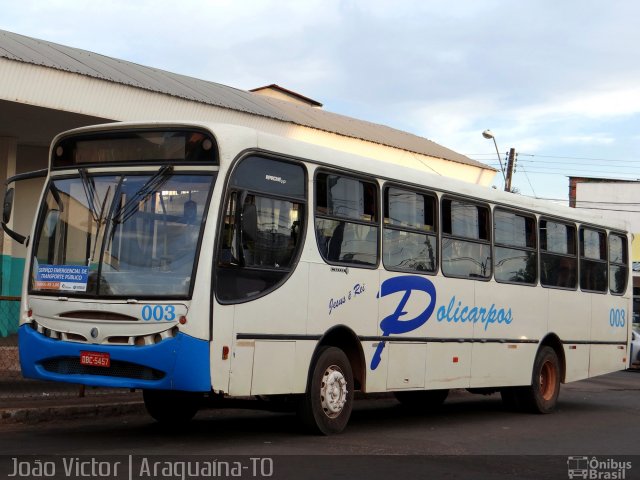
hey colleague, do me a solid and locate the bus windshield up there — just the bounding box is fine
[31,171,214,298]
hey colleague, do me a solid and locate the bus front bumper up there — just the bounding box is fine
[18,324,211,392]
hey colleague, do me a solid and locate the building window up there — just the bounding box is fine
[494,208,537,285]
[382,186,437,273]
[540,219,577,289]
[315,172,378,267]
[441,198,491,280]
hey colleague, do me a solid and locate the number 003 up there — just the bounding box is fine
[141,305,176,321]
[609,308,625,328]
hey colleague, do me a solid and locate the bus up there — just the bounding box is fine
[3,122,632,434]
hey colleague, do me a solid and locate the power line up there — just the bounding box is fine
[529,196,640,212]
[518,163,537,197]
[481,164,640,177]
[479,159,640,167]
[465,152,640,163]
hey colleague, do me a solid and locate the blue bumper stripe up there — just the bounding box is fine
[19,325,211,392]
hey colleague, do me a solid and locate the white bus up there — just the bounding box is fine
[4,122,632,434]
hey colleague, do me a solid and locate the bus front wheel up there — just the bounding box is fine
[143,389,200,425]
[518,346,561,414]
[298,346,354,435]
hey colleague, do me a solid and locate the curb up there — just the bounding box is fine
[0,400,145,425]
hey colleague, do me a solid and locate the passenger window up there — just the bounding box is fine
[216,156,306,302]
[540,219,577,289]
[441,198,491,280]
[315,172,378,267]
[494,209,537,285]
[580,228,607,293]
[609,233,628,295]
[383,187,437,273]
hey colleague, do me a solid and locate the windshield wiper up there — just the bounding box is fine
[79,169,115,263]
[112,166,174,225]
[79,168,101,222]
[49,182,64,212]
[89,185,112,263]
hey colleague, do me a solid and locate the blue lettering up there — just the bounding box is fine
[609,308,626,328]
[329,297,346,315]
[353,283,365,295]
[375,276,516,371]
[164,305,176,321]
[372,276,437,370]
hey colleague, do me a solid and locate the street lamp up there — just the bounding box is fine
[482,129,506,185]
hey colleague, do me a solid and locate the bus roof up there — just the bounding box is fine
[52,121,630,233]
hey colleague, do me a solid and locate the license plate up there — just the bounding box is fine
[80,351,110,368]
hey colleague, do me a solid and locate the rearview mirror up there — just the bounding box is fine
[1,187,27,245]
[3,187,14,224]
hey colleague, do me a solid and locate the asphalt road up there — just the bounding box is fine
[1,370,638,479]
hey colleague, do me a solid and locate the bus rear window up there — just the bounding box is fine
[52,129,218,168]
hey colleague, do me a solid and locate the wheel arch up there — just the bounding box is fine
[310,325,366,391]
[538,333,567,383]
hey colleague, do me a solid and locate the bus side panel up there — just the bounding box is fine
[386,342,427,390]
[211,304,235,394]
[308,263,381,388]
[548,289,590,342]
[563,344,591,383]
[229,339,316,395]
[232,263,310,395]
[470,282,545,388]
[374,274,474,391]
[589,294,629,377]
[251,341,296,394]
[548,288,591,381]
[425,343,472,390]
[425,276,474,389]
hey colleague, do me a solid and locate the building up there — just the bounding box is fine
[0,29,496,337]
[569,177,640,319]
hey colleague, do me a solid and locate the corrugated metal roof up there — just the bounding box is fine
[0,29,492,170]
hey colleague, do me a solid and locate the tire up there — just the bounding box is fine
[298,346,354,435]
[143,390,200,425]
[516,346,561,413]
[394,389,449,410]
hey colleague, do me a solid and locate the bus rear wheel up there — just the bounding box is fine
[517,346,561,413]
[143,390,200,425]
[298,346,354,435]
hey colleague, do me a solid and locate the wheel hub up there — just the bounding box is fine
[320,365,348,418]
[539,360,557,401]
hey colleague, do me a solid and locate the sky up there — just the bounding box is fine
[2,0,640,202]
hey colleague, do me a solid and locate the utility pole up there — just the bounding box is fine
[504,147,516,192]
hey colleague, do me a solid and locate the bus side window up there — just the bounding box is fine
[441,197,491,280]
[579,227,607,293]
[314,171,378,267]
[382,185,437,274]
[215,156,307,302]
[494,208,537,285]
[540,219,577,289]
[609,233,628,295]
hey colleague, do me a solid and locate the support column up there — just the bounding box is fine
[0,137,19,337]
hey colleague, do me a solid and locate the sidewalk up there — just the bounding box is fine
[0,343,145,424]
[0,389,145,425]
